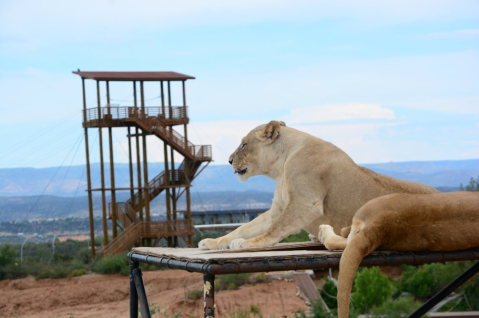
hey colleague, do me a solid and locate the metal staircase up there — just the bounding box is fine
[83,105,212,256]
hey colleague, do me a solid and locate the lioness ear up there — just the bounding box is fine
[256,120,286,142]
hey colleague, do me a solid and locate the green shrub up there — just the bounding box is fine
[351,267,391,314]
[227,306,263,318]
[397,262,471,299]
[67,268,87,278]
[282,230,311,243]
[0,244,18,280]
[216,273,251,291]
[250,272,271,285]
[92,253,129,275]
[370,295,425,318]
[320,279,337,310]
[186,288,203,300]
[0,244,16,266]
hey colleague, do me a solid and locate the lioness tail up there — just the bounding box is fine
[337,228,381,318]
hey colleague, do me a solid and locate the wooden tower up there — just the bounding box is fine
[74,71,212,257]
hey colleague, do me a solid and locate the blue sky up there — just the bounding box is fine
[0,0,478,169]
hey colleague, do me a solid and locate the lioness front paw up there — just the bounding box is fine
[229,238,246,250]
[198,238,229,250]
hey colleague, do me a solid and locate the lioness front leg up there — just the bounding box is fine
[230,201,323,249]
[198,203,281,250]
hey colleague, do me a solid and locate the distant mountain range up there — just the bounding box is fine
[0,159,477,222]
[1,159,477,197]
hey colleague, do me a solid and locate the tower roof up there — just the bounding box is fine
[73,71,195,81]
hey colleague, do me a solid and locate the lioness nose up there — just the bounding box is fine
[229,159,233,165]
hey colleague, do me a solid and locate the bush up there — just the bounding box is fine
[0,244,18,280]
[351,267,391,314]
[186,288,203,300]
[92,253,130,275]
[282,230,311,243]
[67,268,87,278]
[397,262,471,299]
[370,295,425,318]
[227,306,263,318]
[250,273,271,285]
[216,273,252,291]
[320,279,337,310]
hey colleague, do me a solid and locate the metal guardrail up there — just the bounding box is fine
[83,106,187,123]
[100,220,194,257]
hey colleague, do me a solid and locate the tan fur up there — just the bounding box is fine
[318,192,479,318]
[198,120,438,250]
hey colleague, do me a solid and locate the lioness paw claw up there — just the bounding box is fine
[229,238,246,250]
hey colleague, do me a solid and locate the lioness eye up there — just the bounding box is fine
[241,143,246,149]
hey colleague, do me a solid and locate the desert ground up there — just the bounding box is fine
[0,270,307,318]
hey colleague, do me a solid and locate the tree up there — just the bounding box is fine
[351,267,391,314]
[460,176,479,192]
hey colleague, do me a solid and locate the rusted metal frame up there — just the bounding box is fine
[134,82,144,221]
[204,274,215,318]
[132,267,151,318]
[129,258,139,318]
[409,260,479,318]
[140,81,151,247]
[97,80,109,246]
[106,81,118,238]
[129,248,479,276]
[82,78,96,258]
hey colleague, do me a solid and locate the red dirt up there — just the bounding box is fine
[0,270,307,318]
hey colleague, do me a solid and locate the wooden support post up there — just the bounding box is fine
[82,78,96,258]
[162,80,172,247]
[160,81,165,118]
[168,81,177,246]
[134,82,144,222]
[140,81,151,246]
[128,127,135,206]
[97,80,108,246]
[106,81,118,238]
[182,80,193,246]
[182,80,188,146]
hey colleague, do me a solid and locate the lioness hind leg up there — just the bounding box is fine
[319,224,348,250]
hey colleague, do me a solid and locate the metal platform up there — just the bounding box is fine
[127,242,479,318]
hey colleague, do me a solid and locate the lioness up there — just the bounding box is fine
[199,120,438,250]
[318,191,479,318]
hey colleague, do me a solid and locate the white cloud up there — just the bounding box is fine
[286,104,396,124]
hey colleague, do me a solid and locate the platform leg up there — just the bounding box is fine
[204,274,215,318]
[132,267,152,318]
[130,259,139,318]
[409,260,479,318]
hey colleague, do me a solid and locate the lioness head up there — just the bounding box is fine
[228,120,286,181]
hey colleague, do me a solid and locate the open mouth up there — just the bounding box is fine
[235,168,247,175]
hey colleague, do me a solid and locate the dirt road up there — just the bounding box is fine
[0,270,307,318]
